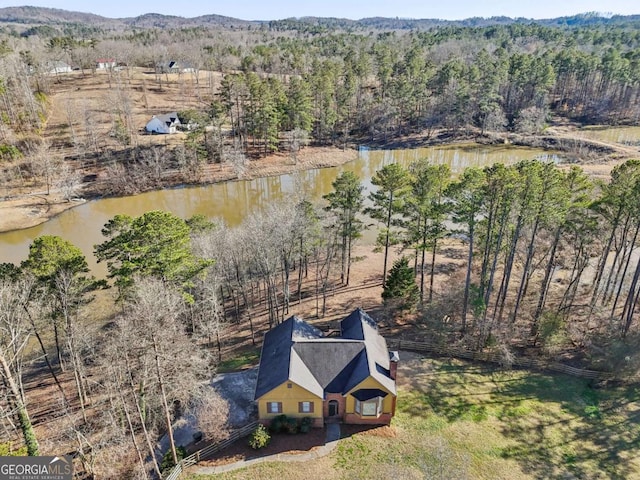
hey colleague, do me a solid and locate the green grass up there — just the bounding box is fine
[186,356,640,480]
[217,348,260,373]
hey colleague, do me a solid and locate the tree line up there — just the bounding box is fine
[1,19,640,163]
[334,159,640,345]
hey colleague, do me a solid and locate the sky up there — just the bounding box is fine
[1,0,639,21]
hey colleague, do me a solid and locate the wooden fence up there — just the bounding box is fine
[385,338,613,381]
[163,420,259,480]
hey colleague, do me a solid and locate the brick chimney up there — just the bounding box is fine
[389,351,399,380]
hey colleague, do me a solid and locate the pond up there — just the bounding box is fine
[577,125,640,146]
[0,143,561,275]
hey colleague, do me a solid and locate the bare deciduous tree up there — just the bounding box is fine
[175,145,204,184]
[103,159,135,196]
[283,128,309,164]
[137,147,169,188]
[192,389,229,442]
[514,106,547,134]
[0,277,39,455]
[121,277,213,467]
[56,163,82,201]
[223,142,248,179]
[190,274,228,362]
[100,317,161,478]
[28,140,60,196]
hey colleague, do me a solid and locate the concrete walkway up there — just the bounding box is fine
[191,423,342,475]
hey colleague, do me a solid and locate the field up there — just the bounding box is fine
[185,352,640,480]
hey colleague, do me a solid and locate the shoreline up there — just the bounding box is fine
[0,127,636,235]
[0,146,359,234]
[0,194,88,234]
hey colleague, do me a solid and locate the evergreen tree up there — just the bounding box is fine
[366,163,410,287]
[447,167,486,331]
[95,210,210,292]
[285,76,313,133]
[382,256,419,310]
[406,160,451,303]
[324,171,364,285]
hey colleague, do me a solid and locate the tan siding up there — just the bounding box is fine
[345,377,395,415]
[257,381,323,420]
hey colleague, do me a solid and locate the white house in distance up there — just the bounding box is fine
[46,61,72,74]
[96,58,116,70]
[145,112,181,134]
[156,61,196,74]
[171,61,196,73]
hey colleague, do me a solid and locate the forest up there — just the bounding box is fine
[0,15,639,172]
[0,9,640,479]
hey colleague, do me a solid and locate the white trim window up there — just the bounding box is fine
[355,397,382,416]
[267,401,282,414]
[298,401,314,413]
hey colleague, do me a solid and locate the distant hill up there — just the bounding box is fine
[282,15,522,30]
[0,6,114,26]
[121,12,251,29]
[0,6,638,33]
[276,12,640,30]
[0,6,251,31]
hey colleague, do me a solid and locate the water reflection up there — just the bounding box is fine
[578,126,640,146]
[0,143,561,274]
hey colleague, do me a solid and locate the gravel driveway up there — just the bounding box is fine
[157,367,259,455]
[211,367,259,427]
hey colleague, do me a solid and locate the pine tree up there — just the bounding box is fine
[447,167,486,331]
[382,257,419,310]
[366,163,410,287]
[324,171,364,285]
[406,160,451,303]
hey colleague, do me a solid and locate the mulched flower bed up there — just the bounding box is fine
[199,428,327,466]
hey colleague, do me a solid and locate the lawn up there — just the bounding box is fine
[217,348,260,373]
[186,353,640,480]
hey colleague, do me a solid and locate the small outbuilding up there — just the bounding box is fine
[155,61,195,74]
[145,112,182,134]
[172,61,196,73]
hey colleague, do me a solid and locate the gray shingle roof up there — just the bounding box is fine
[351,388,388,401]
[254,308,396,400]
[293,340,364,390]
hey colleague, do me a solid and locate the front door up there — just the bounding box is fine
[328,400,339,417]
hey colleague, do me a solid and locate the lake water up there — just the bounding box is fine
[577,125,640,146]
[0,143,561,274]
